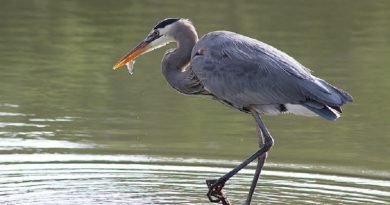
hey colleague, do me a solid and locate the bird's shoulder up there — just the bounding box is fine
[191,30,312,80]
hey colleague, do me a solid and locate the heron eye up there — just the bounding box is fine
[153,30,159,36]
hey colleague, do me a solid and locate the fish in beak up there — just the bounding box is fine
[112,41,151,74]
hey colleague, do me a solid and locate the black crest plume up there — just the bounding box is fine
[154,18,180,29]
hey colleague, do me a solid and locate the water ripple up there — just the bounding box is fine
[0,138,94,150]
[0,131,55,138]
[0,122,47,128]
[0,112,29,117]
[0,103,19,108]
[0,155,389,205]
[29,116,77,122]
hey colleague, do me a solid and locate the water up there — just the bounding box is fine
[0,0,389,204]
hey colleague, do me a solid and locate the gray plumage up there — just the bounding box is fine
[160,19,352,120]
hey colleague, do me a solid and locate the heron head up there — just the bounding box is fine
[113,18,182,70]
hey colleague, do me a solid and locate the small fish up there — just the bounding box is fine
[126,60,136,75]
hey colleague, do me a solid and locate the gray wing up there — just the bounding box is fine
[191,31,352,109]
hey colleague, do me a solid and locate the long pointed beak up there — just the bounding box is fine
[113,41,150,70]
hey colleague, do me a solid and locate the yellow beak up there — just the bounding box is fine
[113,41,150,70]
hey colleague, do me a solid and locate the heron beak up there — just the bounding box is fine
[113,41,150,70]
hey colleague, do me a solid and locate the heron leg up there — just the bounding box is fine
[246,120,268,204]
[246,153,267,204]
[206,108,274,204]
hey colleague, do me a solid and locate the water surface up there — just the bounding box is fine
[0,0,389,204]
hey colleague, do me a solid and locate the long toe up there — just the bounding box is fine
[206,179,229,203]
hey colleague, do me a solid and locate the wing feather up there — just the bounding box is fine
[190,31,351,109]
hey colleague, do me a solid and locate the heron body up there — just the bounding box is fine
[113,18,352,204]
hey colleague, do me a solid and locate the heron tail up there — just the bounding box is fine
[302,78,353,108]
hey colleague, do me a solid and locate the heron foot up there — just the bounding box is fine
[206,179,230,205]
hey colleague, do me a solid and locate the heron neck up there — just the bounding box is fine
[162,24,199,94]
[170,30,198,69]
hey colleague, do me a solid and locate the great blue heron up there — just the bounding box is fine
[113,18,353,204]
